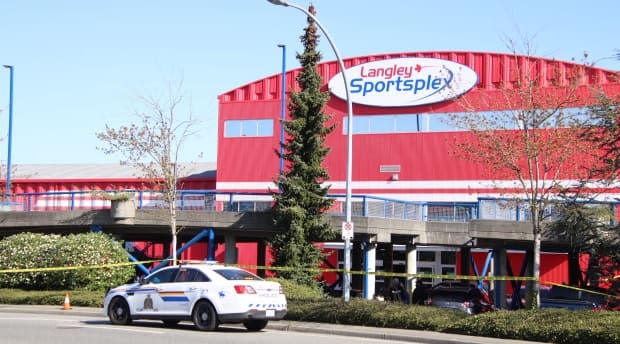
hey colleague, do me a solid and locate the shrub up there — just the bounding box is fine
[0,288,105,307]
[285,298,467,331]
[444,309,620,344]
[284,297,620,344]
[0,232,134,291]
[0,233,64,289]
[270,277,325,301]
[0,277,619,343]
[89,191,134,201]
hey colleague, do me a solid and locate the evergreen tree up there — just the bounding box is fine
[579,93,620,288]
[271,5,335,285]
[582,94,620,182]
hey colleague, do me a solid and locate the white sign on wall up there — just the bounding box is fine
[328,57,478,107]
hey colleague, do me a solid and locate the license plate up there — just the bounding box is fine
[266,309,275,317]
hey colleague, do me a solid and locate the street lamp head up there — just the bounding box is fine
[3,65,13,69]
[267,0,289,6]
[277,44,285,48]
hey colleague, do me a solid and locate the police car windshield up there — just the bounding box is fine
[213,269,263,281]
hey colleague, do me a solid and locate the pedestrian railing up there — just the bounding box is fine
[2,190,617,224]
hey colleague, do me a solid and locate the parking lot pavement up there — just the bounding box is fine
[0,304,544,344]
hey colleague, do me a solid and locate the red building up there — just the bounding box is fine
[216,51,620,298]
[4,51,619,301]
[217,51,620,202]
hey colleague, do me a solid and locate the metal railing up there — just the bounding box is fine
[0,190,479,222]
[2,190,616,223]
[477,197,619,224]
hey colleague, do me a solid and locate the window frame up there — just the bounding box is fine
[224,119,274,138]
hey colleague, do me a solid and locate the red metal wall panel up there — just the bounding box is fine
[216,51,620,196]
[463,250,569,293]
[540,253,569,285]
[10,177,215,195]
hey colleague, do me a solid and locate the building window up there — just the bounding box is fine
[224,119,273,137]
[343,114,419,134]
[342,108,585,135]
[418,251,436,262]
[441,251,456,265]
[418,114,455,132]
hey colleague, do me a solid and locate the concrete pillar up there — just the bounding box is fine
[363,242,377,300]
[460,246,471,276]
[257,241,266,278]
[405,244,417,300]
[224,235,238,264]
[493,246,507,309]
[352,242,363,294]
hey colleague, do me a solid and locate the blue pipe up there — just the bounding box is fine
[151,228,212,272]
[479,250,494,289]
[90,224,103,233]
[207,228,215,261]
[278,44,286,190]
[3,65,14,198]
[127,252,151,276]
[470,254,480,277]
[362,242,370,299]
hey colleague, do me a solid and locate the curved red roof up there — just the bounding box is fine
[218,51,620,104]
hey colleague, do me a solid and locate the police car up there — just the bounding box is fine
[103,262,287,331]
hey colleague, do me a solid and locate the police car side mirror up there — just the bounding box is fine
[135,276,147,285]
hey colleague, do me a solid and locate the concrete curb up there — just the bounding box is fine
[266,321,540,344]
[0,305,543,344]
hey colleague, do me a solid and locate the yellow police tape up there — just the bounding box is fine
[0,260,162,274]
[0,259,617,300]
[227,263,619,300]
[230,263,539,281]
[543,281,614,298]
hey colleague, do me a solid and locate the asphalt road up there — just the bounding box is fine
[0,312,415,344]
[0,305,544,344]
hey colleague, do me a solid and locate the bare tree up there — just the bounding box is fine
[97,80,199,266]
[448,41,600,307]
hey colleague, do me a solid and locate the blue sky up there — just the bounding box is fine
[1,0,618,165]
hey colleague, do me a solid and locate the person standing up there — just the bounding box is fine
[411,279,428,305]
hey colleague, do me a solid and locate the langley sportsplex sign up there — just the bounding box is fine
[328,57,478,107]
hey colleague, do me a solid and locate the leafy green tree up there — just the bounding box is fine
[448,42,598,307]
[271,5,335,285]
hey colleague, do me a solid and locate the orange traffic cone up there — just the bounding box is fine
[62,293,72,310]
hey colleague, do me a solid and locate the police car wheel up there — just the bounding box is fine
[243,319,268,332]
[192,300,218,331]
[108,297,132,325]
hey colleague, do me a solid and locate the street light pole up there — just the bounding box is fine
[267,0,354,302]
[3,65,14,199]
[277,44,286,188]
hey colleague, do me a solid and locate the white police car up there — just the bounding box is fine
[103,262,287,331]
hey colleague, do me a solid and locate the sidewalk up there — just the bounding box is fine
[0,304,544,344]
